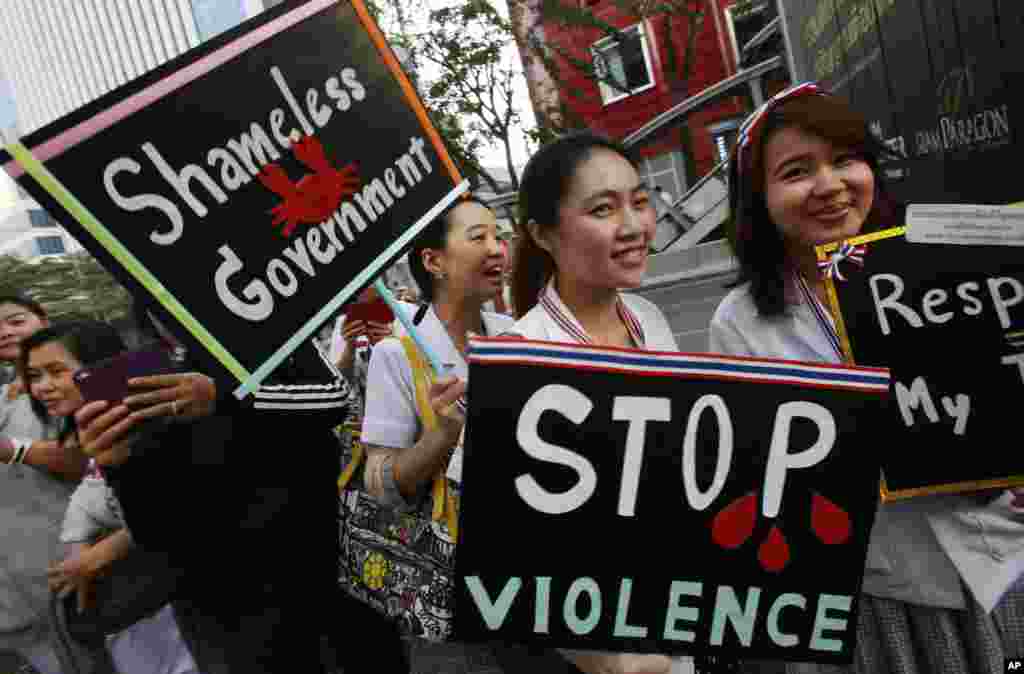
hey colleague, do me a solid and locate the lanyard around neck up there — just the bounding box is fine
[795,274,843,360]
[539,288,646,348]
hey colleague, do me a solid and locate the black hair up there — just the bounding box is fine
[407,195,489,303]
[0,294,48,320]
[726,94,903,317]
[19,321,126,442]
[513,131,639,317]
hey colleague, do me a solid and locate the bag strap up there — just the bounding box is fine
[401,336,438,433]
[400,337,458,538]
[336,431,365,492]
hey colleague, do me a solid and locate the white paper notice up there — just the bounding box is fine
[906,204,1024,246]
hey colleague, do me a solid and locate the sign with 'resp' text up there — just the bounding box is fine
[1,0,466,396]
[818,226,1024,499]
[453,338,891,664]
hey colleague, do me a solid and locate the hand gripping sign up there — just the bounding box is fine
[2,0,468,398]
[453,337,891,664]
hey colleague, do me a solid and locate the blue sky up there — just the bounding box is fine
[191,0,251,42]
[0,76,16,131]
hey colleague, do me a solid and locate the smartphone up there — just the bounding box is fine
[346,297,394,325]
[73,348,177,405]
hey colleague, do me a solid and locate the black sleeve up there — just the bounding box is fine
[248,340,351,429]
[103,414,238,559]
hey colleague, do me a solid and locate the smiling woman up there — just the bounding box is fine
[25,341,85,418]
[508,131,682,674]
[708,82,1024,674]
[350,196,516,667]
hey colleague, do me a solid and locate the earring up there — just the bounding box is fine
[434,271,447,281]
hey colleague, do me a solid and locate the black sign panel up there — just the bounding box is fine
[818,228,1024,498]
[453,338,891,663]
[779,0,1022,206]
[1,0,464,395]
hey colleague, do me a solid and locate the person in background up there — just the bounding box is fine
[71,297,409,674]
[496,131,684,674]
[0,295,86,674]
[359,196,515,672]
[708,81,1023,674]
[328,284,415,421]
[17,320,197,674]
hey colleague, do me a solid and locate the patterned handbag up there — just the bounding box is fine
[337,336,460,642]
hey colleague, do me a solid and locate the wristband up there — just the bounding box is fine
[6,438,30,465]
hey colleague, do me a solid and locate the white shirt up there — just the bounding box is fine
[710,282,1024,611]
[362,305,514,451]
[511,283,692,674]
[512,282,678,351]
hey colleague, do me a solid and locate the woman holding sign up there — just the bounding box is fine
[503,132,683,674]
[357,197,515,670]
[708,83,1023,673]
[73,299,409,674]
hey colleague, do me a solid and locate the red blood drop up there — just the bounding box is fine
[711,491,758,549]
[811,492,852,545]
[758,525,790,572]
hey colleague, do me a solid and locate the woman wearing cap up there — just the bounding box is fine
[709,82,1023,673]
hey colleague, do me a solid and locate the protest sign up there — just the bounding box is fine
[453,337,890,663]
[817,226,1024,499]
[1,0,467,396]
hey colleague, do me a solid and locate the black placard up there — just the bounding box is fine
[818,228,1024,499]
[0,0,464,395]
[453,337,891,663]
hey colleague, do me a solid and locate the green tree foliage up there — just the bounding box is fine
[0,252,132,323]
[376,0,534,195]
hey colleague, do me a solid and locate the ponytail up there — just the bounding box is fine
[511,225,555,318]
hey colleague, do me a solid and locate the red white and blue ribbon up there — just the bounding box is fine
[538,283,646,348]
[817,242,866,281]
[796,274,844,361]
[467,337,890,393]
[735,81,824,171]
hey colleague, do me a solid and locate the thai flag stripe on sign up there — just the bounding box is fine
[468,338,890,394]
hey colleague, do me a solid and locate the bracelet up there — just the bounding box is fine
[6,438,29,465]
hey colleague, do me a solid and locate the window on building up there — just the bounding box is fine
[708,119,742,165]
[28,209,55,228]
[725,2,772,67]
[591,23,655,105]
[36,235,65,255]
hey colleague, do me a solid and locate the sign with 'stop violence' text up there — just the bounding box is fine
[454,338,891,664]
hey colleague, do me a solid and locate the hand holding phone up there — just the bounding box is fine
[73,348,177,405]
[346,297,394,326]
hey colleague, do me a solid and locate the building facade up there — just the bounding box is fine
[518,0,783,200]
[0,0,274,258]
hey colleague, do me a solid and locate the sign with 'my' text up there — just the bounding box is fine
[454,338,891,663]
[818,226,1024,499]
[1,0,466,396]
